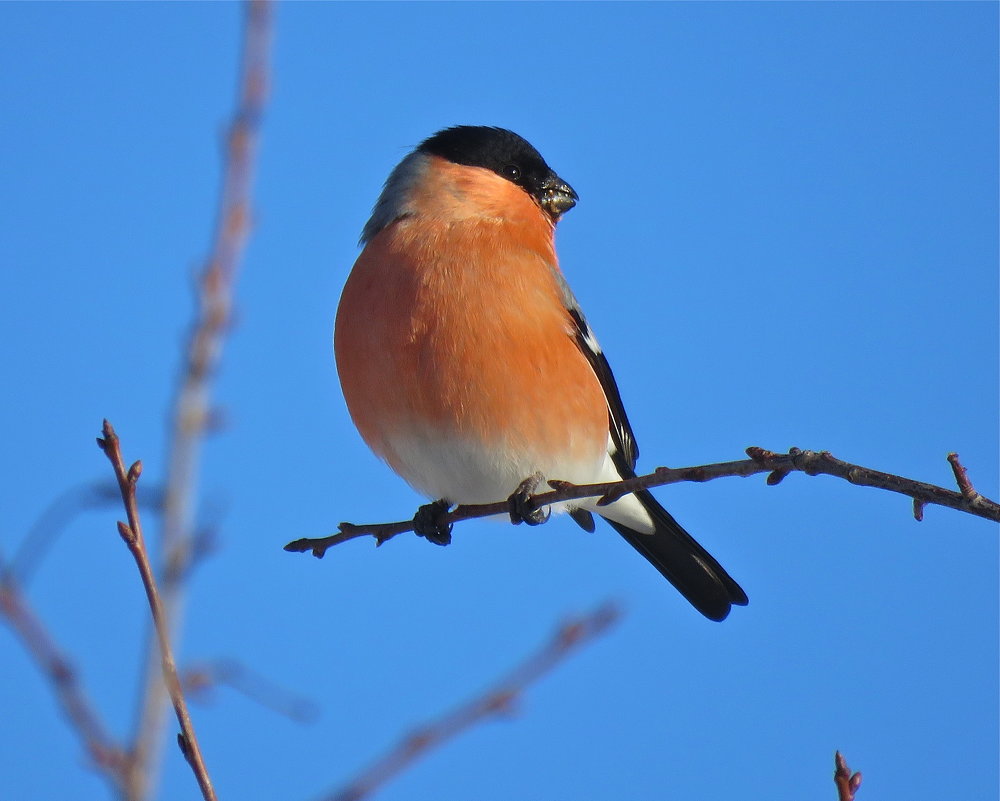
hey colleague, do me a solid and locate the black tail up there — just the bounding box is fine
[603,489,748,621]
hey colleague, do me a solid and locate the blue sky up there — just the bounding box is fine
[1,3,997,800]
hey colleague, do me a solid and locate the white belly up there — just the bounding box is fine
[384,429,656,536]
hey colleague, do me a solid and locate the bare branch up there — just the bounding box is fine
[947,452,980,501]
[320,603,621,801]
[96,422,217,801]
[157,0,271,620]
[182,659,320,724]
[128,1,273,796]
[0,564,128,788]
[3,481,163,588]
[286,447,999,557]
[833,751,862,801]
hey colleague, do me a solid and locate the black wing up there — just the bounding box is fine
[552,271,749,620]
[560,294,638,477]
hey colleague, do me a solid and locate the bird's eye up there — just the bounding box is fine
[501,163,521,181]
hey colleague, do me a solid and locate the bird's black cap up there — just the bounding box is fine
[418,126,578,218]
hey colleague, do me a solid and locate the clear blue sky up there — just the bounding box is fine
[2,3,996,800]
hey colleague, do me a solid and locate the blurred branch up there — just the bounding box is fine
[97,421,217,801]
[0,560,129,790]
[4,480,162,588]
[182,658,320,724]
[833,751,862,801]
[321,603,621,801]
[127,1,273,797]
[286,448,999,557]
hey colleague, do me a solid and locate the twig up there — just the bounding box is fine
[128,2,272,796]
[3,480,162,588]
[833,751,862,801]
[947,452,979,501]
[285,447,1000,557]
[320,603,621,801]
[182,659,320,724]
[97,422,217,801]
[0,563,128,787]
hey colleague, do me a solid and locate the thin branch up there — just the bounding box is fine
[0,563,128,788]
[320,603,621,801]
[128,2,273,796]
[285,447,1000,557]
[3,480,163,588]
[97,421,217,801]
[833,751,862,801]
[947,452,979,501]
[182,659,320,724]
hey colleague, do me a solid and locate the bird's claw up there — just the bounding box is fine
[508,474,550,526]
[413,499,453,546]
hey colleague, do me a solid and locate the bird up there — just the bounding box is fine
[334,125,748,621]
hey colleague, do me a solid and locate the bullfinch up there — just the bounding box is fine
[335,125,748,621]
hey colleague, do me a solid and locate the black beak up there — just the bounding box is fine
[537,174,578,220]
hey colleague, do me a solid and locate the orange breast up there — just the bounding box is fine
[334,210,608,490]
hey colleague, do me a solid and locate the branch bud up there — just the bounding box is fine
[117,520,135,544]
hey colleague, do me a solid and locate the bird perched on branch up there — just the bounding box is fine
[335,125,747,621]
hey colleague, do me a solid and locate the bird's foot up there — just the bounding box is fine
[508,473,550,526]
[413,499,453,546]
